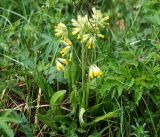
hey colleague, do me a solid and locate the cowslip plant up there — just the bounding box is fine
[52,7,119,128]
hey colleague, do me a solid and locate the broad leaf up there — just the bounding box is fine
[50,90,66,113]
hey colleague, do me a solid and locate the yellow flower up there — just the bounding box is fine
[56,60,65,71]
[92,7,103,20]
[82,32,105,49]
[86,36,95,49]
[77,34,81,40]
[71,15,89,35]
[88,64,102,79]
[82,34,90,42]
[56,58,68,71]
[88,65,94,79]
[57,58,68,65]
[91,7,109,28]
[97,34,105,39]
[60,46,71,57]
[61,37,72,46]
[54,23,68,39]
[82,34,96,49]
[105,16,109,20]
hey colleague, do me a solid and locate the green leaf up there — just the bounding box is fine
[34,72,54,100]
[20,125,33,137]
[54,115,71,123]
[134,90,143,105]
[71,59,81,85]
[37,61,51,72]
[70,87,78,113]
[117,84,123,97]
[86,101,114,116]
[100,81,117,95]
[38,111,55,128]
[50,90,66,112]
[127,78,135,90]
[94,110,120,123]
[0,122,14,137]
[0,117,21,123]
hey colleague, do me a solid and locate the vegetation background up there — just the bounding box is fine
[0,0,160,136]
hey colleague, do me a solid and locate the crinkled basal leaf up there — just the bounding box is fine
[50,90,66,112]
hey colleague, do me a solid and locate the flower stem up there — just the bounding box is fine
[81,43,86,109]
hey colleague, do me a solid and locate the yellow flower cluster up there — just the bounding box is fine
[54,23,68,39]
[54,8,105,78]
[54,23,72,46]
[91,7,109,29]
[54,23,72,71]
[71,15,90,36]
[71,7,109,49]
[88,64,103,79]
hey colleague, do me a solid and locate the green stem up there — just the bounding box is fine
[86,78,90,109]
[68,64,72,94]
[85,48,90,109]
[81,43,86,109]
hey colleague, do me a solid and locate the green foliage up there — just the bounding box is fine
[50,90,66,113]
[0,111,21,137]
[0,111,33,136]
[0,0,160,136]
[131,119,149,137]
